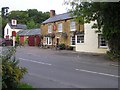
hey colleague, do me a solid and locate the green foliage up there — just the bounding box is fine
[16,35,19,43]
[24,39,28,45]
[27,19,37,29]
[107,51,120,61]
[58,44,66,50]
[1,47,27,89]
[0,16,2,38]
[17,83,35,90]
[7,9,49,28]
[8,10,28,24]
[1,16,8,38]
[2,9,49,36]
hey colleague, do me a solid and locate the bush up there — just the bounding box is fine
[57,44,66,50]
[1,47,27,89]
[107,51,120,61]
[66,46,74,50]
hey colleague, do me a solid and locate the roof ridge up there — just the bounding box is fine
[42,12,72,24]
[55,12,70,17]
[8,22,26,25]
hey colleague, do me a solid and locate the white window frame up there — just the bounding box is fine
[58,23,62,32]
[48,24,52,33]
[70,20,76,31]
[98,34,107,48]
[45,37,52,45]
[76,34,84,44]
[70,36,75,46]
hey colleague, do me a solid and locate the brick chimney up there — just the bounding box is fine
[50,10,55,17]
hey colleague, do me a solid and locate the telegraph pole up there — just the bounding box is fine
[1,7,9,38]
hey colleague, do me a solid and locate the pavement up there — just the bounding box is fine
[15,46,119,88]
[41,46,118,67]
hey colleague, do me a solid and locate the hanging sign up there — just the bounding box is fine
[53,24,57,31]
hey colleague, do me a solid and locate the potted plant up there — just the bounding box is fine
[57,43,66,50]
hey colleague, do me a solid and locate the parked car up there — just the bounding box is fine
[5,39,13,46]
[0,38,13,46]
[0,38,6,46]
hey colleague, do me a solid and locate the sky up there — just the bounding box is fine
[0,0,70,14]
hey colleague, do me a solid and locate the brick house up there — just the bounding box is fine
[41,10,84,49]
[41,10,108,53]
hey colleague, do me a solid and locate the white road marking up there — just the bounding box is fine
[75,69,119,78]
[19,58,52,66]
[110,64,118,67]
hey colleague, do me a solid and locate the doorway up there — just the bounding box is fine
[56,38,59,46]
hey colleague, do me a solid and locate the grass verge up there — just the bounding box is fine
[17,83,36,90]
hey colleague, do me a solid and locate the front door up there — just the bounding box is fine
[56,38,59,46]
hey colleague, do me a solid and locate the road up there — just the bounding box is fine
[15,46,118,88]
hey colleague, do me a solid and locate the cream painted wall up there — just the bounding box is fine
[4,23,22,39]
[76,21,108,54]
[4,24,11,38]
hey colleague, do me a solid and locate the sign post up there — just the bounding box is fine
[13,36,15,46]
[11,19,17,47]
[12,31,16,47]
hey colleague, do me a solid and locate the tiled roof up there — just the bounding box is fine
[8,23,27,29]
[17,28,41,36]
[42,12,73,24]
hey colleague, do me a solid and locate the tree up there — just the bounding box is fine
[1,16,8,38]
[1,9,49,37]
[1,47,27,88]
[27,19,36,29]
[27,9,49,26]
[16,35,19,44]
[0,16,2,38]
[65,1,120,60]
[8,10,28,24]
[7,9,49,28]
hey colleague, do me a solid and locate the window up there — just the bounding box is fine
[7,29,8,34]
[58,23,62,32]
[48,25,52,33]
[46,37,52,45]
[70,20,76,31]
[70,36,75,45]
[98,34,107,48]
[77,34,84,44]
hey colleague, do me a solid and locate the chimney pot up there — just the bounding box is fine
[50,10,55,17]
